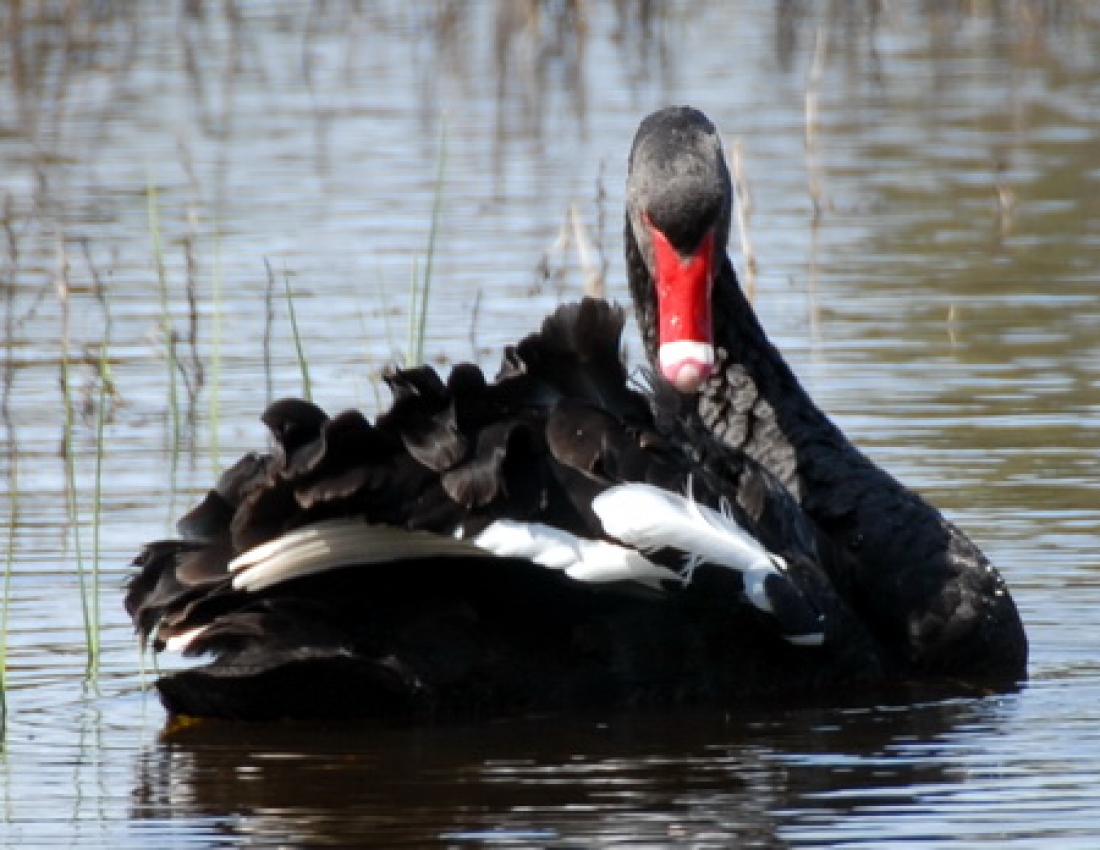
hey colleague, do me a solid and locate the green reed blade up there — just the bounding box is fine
[282,266,312,401]
[146,178,182,465]
[208,213,223,478]
[411,120,447,367]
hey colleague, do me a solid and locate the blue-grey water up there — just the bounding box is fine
[2,2,1099,847]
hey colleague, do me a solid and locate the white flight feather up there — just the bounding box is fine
[230,518,485,592]
[163,625,210,653]
[592,483,786,613]
[229,516,677,595]
[472,520,677,590]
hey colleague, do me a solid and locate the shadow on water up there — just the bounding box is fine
[131,691,1018,847]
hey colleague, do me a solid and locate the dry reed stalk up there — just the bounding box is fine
[729,139,757,304]
[805,26,827,223]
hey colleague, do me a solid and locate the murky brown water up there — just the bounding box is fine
[3,2,1100,846]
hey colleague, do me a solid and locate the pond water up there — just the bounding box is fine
[3,2,1100,846]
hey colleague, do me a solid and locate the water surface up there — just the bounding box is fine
[2,3,1099,846]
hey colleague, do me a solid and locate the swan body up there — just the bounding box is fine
[127,300,878,720]
[124,107,1025,722]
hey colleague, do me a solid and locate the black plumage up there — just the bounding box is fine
[126,300,881,721]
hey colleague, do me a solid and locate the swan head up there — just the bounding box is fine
[625,106,733,394]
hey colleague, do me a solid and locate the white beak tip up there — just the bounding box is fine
[658,342,715,393]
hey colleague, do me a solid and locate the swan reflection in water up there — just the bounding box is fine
[130,694,1021,847]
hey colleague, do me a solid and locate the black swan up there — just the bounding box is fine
[127,300,884,721]
[623,106,1027,684]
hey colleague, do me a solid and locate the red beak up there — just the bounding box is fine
[647,219,716,393]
